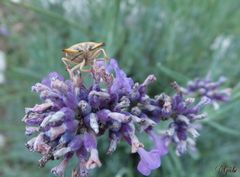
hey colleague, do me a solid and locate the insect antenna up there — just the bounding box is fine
[90,42,105,51]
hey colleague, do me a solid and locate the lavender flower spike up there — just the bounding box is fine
[186,76,231,109]
[22,58,231,177]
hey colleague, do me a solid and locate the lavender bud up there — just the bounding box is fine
[30,101,54,113]
[32,83,49,93]
[191,113,207,120]
[40,111,65,128]
[139,74,156,94]
[25,137,37,151]
[53,147,71,159]
[78,100,91,116]
[25,126,39,136]
[85,149,102,169]
[131,115,144,123]
[45,124,66,141]
[109,121,121,132]
[39,153,54,168]
[51,154,73,177]
[33,133,51,154]
[107,132,120,154]
[188,127,199,138]
[108,112,131,123]
[89,113,99,134]
[89,90,110,100]
[130,83,140,101]
[177,115,190,125]
[131,106,142,116]
[51,79,69,93]
[72,158,88,177]
[176,141,187,156]
[139,118,156,131]
[114,96,130,111]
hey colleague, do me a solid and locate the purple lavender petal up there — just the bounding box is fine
[83,132,97,151]
[137,147,161,176]
[96,109,110,122]
[69,135,82,151]
[42,72,65,87]
[137,160,151,176]
[106,59,134,95]
[147,130,169,156]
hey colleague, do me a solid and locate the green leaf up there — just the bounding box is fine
[203,93,240,122]
[3,0,89,35]
[204,121,240,136]
[11,67,42,79]
[157,62,189,83]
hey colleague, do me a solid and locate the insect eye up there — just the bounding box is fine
[75,48,83,53]
[89,46,93,51]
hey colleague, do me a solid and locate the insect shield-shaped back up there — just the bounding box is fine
[62,42,105,62]
[61,42,109,75]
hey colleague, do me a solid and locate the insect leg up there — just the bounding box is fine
[79,59,91,72]
[89,49,109,62]
[90,50,100,59]
[62,57,76,77]
[99,49,110,62]
[61,58,71,69]
[70,62,84,73]
[70,59,91,73]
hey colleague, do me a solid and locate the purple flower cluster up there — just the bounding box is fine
[186,76,231,109]
[22,59,230,177]
[163,82,209,155]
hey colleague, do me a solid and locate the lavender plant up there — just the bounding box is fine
[185,76,231,109]
[22,59,231,177]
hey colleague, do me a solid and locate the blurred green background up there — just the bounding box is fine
[0,0,240,177]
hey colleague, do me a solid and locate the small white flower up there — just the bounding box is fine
[210,35,232,56]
